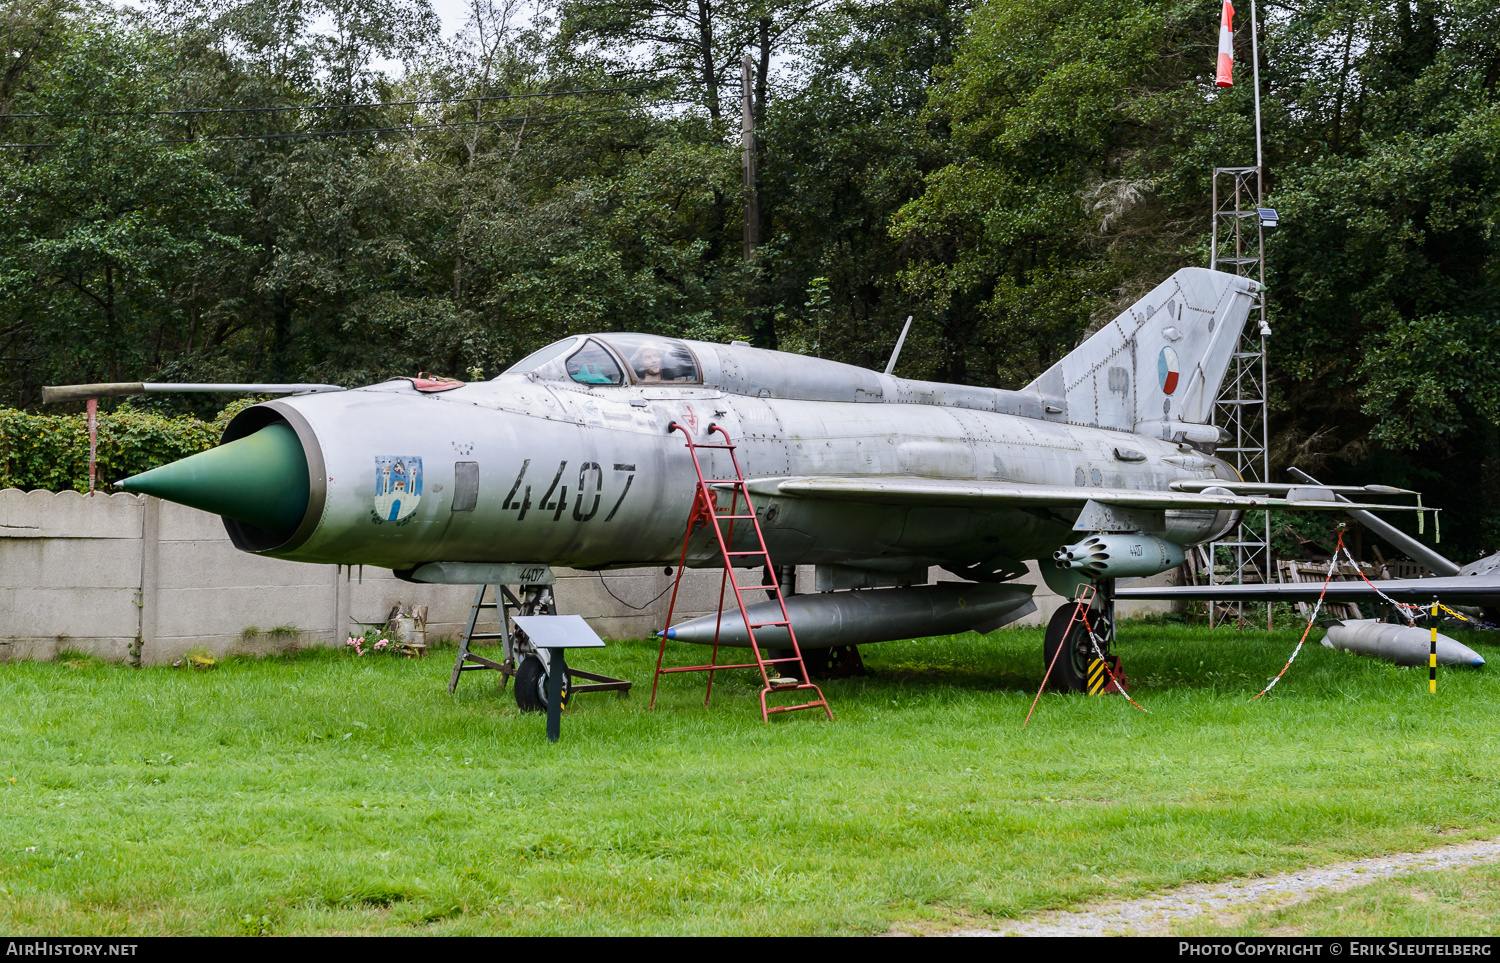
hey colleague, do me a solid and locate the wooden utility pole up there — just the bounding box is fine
[741,52,759,259]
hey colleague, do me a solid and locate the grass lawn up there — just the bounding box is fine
[1,620,1497,936]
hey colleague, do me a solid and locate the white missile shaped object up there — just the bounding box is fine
[663,583,1038,649]
[1322,619,1485,667]
[1054,533,1185,579]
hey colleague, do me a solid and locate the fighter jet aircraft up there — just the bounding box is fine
[45,267,1423,692]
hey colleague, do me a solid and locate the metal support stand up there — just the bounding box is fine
[448,582,518,692]
[545,648,569,741]
[449,583,631,700]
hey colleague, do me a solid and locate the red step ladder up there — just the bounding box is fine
[650,423,833,723]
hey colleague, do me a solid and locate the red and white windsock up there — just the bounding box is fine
[1215,0,1235,88]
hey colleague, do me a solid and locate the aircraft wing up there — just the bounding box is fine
[1169,480,1417,497]
[1114,577,1500,607]
[749,476,1418,514]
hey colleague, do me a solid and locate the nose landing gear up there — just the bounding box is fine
[514,654,574,712]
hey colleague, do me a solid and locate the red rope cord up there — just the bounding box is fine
[1251,528,1346,701]
[1077,608,1148,712]
[1023,588,1094,729]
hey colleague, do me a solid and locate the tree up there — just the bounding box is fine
[756,0,971,370]
[0,10,244,403]
[893,0,1500,556]
[556,0,827,121]
[890,0,1247,386]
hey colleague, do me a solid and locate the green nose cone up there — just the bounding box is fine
[117,423,310,534]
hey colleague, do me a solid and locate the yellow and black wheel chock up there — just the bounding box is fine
[1087,655,1128,695]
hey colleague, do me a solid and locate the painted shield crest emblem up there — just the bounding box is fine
[1157,346,1180,395]
[374,456,422,522]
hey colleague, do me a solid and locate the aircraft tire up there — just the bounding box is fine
[782,645,866,679]
[1042,604,1109,693]
[762,647,862,680]
[514,655,572,713]
[797,648,831,678]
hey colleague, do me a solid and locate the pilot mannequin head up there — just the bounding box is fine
[631,344,665,382]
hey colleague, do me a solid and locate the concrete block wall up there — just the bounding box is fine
[0,490,145,663]
[0,488,1175,665]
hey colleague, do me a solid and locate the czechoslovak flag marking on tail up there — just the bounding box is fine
[1158,346,1180,395]
[1215,0,1235,88]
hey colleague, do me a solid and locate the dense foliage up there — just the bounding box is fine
[0,0,1495,555]
[0,405,244,492]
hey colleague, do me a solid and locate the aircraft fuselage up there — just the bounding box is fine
[231,370,1239,577]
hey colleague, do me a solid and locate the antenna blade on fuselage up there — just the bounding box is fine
[884,316,914,376]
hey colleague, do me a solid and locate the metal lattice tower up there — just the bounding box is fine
[1208,166,1272,628]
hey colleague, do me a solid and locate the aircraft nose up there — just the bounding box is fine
[116,422,310,535]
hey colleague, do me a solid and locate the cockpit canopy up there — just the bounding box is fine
[499,328,1054,419]
[505,334,701,386]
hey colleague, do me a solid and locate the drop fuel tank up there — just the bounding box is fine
[1323,620,1485,668]
[662,582,1038,649]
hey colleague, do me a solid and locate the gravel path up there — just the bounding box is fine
[958,836,1500,937]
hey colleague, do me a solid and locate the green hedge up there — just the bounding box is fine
[0,401,254,493]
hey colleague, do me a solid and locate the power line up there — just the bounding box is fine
[0,100,695,149]
[174,102,686,142]
[0,82,678,123]
[165,81,678,116]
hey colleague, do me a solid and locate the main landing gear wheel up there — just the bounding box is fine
[514,655,572,713]
[799,645,867,679]
[1042,603,1112,693]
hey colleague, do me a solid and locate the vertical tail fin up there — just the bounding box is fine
[1023,268,1261,441]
